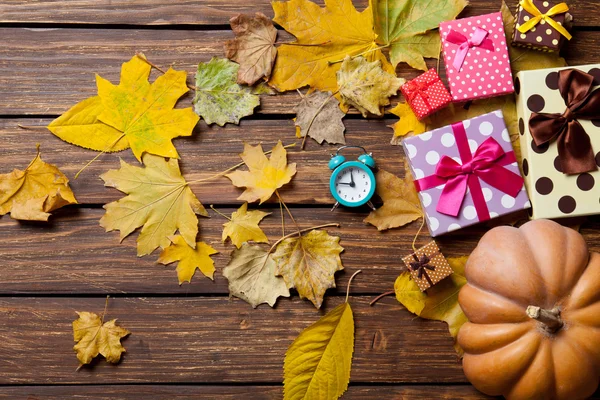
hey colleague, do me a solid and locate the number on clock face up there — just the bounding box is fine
[335,166,371,203]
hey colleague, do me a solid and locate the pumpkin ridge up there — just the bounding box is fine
[458,321,535,354]
[465,280,532,311]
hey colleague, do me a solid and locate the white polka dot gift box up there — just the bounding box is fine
[402,111,531,237]
[402,241,453,292]
[439,12,514,102]
[515,64,600,219]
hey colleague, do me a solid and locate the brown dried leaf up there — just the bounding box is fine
[225,12,278,86]
[294,91,346,145]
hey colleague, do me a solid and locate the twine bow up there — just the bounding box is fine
[529,68,600,174]
[410,254,434,287]
[517,0,572,40]
[445,27,495,72]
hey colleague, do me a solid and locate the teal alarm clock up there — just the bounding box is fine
[328,146,377,211]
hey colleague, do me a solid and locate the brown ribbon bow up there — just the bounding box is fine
[410,254,435,287]
[529,68,600,174]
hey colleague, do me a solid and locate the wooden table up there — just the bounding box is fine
[1,1,600,398]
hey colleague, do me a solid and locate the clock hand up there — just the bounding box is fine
[349,170,355,187]
[338,181,352,185]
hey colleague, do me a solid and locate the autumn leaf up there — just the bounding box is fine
[284,302,354,400]
[226,141,297,204]
[372,0,469,70]
[364,168,423,231]
[395,256,469,355]
[269,0,394,93]
[223,243,290,308]
[294,91,346,146]
[389,102,426,137]
[224,13,277,85]
[272,229,343,309]
[222,202,270,248]
[157,235,218,284]
[194,57,260,126]
[0,146,77,221]
[73,311,130,365]
[337,56,404,117]
[100,154,207,257]
[49,55,198,162]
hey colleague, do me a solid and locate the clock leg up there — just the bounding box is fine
[331,202,339,212]
[367,201,376,211]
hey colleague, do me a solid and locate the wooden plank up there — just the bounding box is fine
[0,118,407,206]
[0,206,486,294]
[0,384,499,399]
[0,297,466,384]
[0,0,598,27]
[0,27,597,116]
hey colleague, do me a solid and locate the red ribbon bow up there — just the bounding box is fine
[445,27,495,71]
[529,68,600,174]
[414,121,524,221]
[404,75,438,108]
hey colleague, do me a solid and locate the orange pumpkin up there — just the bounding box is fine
[458,219,600,400]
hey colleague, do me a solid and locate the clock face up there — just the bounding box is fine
[330,162,375,207]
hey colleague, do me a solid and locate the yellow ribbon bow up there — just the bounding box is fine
[517,0,572,40]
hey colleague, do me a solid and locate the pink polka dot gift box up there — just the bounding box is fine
[515,64,600,220]
[439,12,514,102]
[402,111,531,237]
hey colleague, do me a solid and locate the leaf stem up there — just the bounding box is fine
[210,205,231,221]
[279,40,332,47]
[300,90,339,150]
[369,290,395,306]
[18,124,48,130]
[100,295,110,324]
[345,270,362,303]
[279,198,285,237]
[327,44,390,65]
[75,133,126,179]
[267,223,340,256]
[275,190,301,236]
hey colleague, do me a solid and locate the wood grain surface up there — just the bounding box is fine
[2,0,600,398]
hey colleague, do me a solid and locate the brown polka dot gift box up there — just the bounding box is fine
[515,65,600,219]
[402,241,453,292]
[512,0,573,53]
[402,111,530,237]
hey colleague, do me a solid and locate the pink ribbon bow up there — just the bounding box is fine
[414,121,524,221]
[445,27,495,71]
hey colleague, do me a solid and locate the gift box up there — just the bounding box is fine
[512,0,573,53]
[400,69,452,120]
[515,65,600,219]
[439,12,514,102]
[402,110,530,237]
[402,241,453,292]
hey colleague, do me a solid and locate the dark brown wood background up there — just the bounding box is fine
[1,1,600,399]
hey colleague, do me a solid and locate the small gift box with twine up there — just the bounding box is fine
[402,241,453,292]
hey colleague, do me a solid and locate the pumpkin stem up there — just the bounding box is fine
[526,306,564,333]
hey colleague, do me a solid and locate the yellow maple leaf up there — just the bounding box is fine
[223,243,290,308]
[284,302,354,400]
[226,141,297,204]
[0,146,77,221]
[222,202,270,248]
[364,168,423,231]
[157,235,218,284]
[394,256,469,355]
[72,311,130,365]
[269,0,394,93]
[389,102,426,137]
[100,154,207,257]
[272,229,343,309]
[337,56,404,117]
[48,55,199,161]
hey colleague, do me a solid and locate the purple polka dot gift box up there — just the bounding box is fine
[439,12,515,102]
[515,64,600,220]
[402,111,531,237]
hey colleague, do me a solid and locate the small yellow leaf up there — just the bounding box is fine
[394,255,469,355]
[72,311,130,365]
[0,147,77,221]
[337,56,404,117]
[269,0,394,93]
[157,235,218,284]
[284,302,354,400]
[364,168,423,231]
[100,154,207,257]
[226,141,297,204]
[272,229,343,309]
[223,243,290,308]
[389,102,426,137]
[222,203,270,248]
